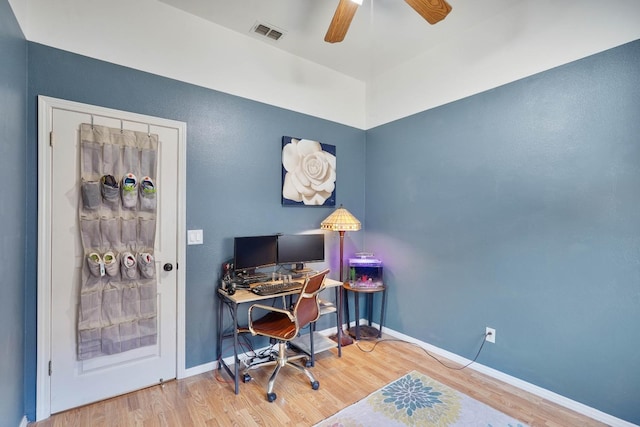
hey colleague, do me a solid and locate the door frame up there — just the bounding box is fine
[36,96,188,421]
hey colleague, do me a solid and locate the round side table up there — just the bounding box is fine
[343,282,386,340]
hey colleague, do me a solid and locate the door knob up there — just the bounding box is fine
[163,263,173,272]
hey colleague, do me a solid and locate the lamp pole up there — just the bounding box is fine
[336,230,353,347]
[339,230,345,282]
[320,205,359,349]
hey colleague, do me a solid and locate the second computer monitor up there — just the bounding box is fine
[277,233,325,271]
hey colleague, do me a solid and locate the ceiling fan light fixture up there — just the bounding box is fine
[326,0,452,44]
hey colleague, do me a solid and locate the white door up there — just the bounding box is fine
[39,97,185,415]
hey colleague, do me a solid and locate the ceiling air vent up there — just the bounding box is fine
[251,22,285,42]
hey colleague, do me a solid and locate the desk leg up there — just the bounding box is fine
[216,295,223,366]
[217,296,240,393]
[232,303,239,394]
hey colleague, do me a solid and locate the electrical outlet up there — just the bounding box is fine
[485,327,496,343]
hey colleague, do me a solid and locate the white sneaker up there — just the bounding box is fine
[121,173,138,209]
[87,252,105,277]
[140,176,156,211]
[103,251,118,277]
[121,251,138,280]
[138,252,155,279]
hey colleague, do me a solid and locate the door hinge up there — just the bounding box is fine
[48,360,52,376]
[49,131,54,147]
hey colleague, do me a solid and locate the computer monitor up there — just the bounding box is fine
[233,235,278,273]
[277,233,325,271]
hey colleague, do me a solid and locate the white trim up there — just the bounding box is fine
[175,117,187,380]
[184,360,218,378]
[18,416,28,427]
[36,96,187,421]
[36,96,53,421]
[381,326,636,427]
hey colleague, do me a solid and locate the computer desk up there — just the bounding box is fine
[217,277,343,394]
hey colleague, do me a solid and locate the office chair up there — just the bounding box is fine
[243,269,330,402]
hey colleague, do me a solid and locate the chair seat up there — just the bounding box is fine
[244,269,329,402]
[251,311,297,340]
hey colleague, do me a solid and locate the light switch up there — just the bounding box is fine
[187,229,203,245]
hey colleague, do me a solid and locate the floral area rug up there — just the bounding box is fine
[315,370,528,427]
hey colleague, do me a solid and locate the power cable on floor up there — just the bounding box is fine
[354,331,491,371]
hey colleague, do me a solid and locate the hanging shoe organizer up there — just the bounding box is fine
[77,123,159,360]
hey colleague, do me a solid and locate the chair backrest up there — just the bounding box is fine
[293,269,330,329]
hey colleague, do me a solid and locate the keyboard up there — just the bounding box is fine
[251,281,302,296]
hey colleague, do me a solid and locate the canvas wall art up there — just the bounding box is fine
[281,136,336,206]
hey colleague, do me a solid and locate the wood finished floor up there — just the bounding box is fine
[31,337,608,426]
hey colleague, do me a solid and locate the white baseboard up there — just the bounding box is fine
[380,325,636,427]
[19,416,28,427]
[183,321,635,427]
[184,360,217,378]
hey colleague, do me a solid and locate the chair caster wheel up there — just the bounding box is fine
[305,359,313,368]
[311,380,320,390]
[242,373,251,383]
[267,392,277,402]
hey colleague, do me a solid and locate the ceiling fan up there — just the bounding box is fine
[324,0,452,43]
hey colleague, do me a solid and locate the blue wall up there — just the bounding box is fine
[0,0,26,426]
[365,39,640,424]
[24,43,366,420]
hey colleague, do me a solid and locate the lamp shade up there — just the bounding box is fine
[320,206,361,232]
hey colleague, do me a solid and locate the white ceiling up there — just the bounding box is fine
[157,0,523,81]
[15,0,638,128]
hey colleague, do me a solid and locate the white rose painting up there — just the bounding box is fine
[281,136,336,206]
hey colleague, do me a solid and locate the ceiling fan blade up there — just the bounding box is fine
[405,0,452,25]
[324,0,360,43]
